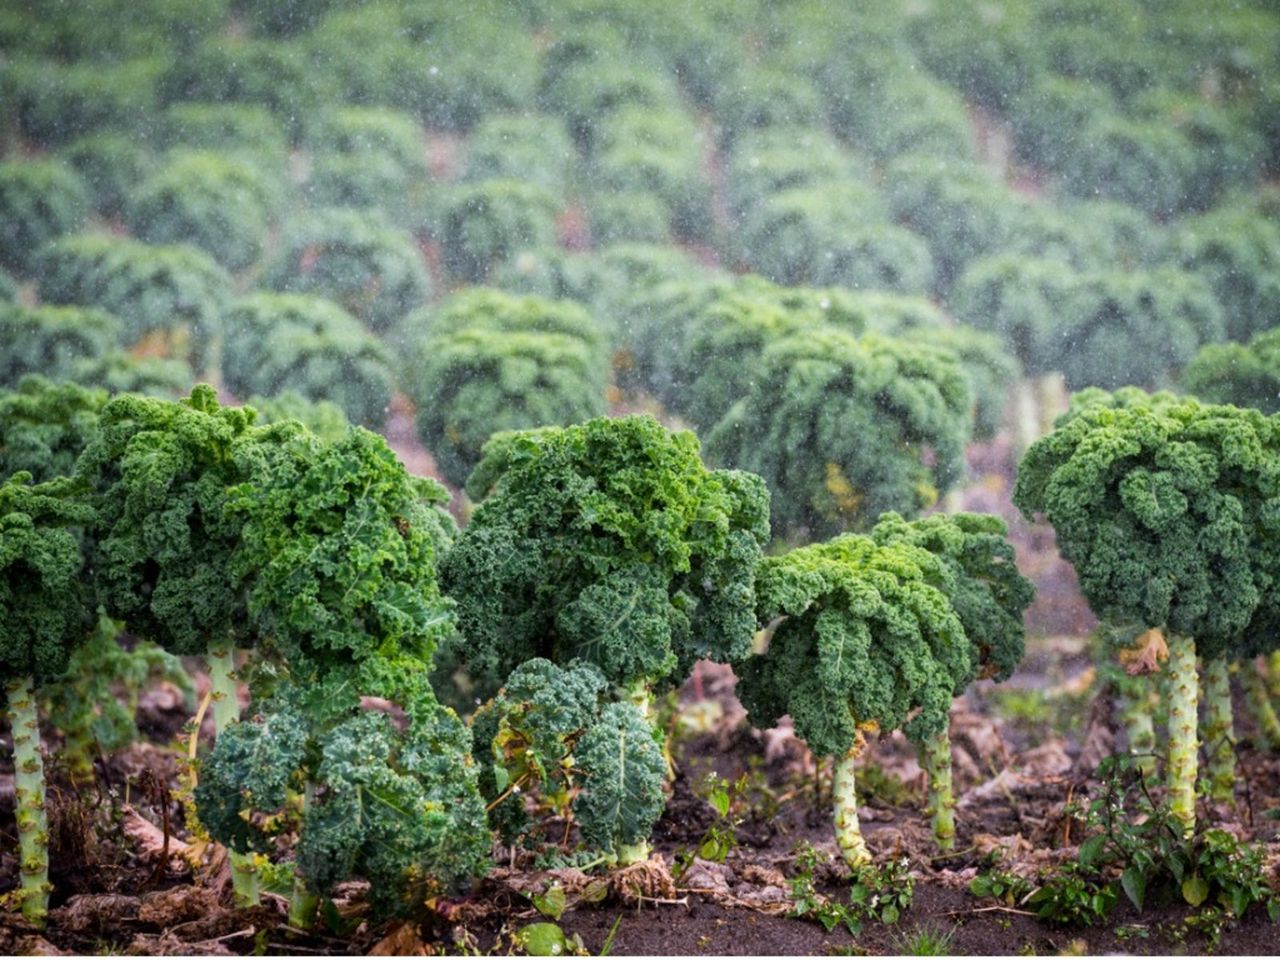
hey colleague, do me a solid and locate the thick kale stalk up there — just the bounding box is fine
[1117,672,1159,778]
[918,729,956,852]
[6,676,50,925]
[1246,662,1280,750]
[832,747,871,869]
[1201,656,1237,805]
[1166,633,1199,837]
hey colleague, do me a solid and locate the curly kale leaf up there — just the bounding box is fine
[871,512,1035,685]
[472,658,608,843]
[195,702,309,854]
[230,424,457,670]
[704,328,971,539]
[79,386,257,656]
[299,706,489,917]
[738,534,971,757]
[1013,398,1280,656]
[573,702,667,856]
[0,473,93,683]
[441,415,769,691]
[0,376,106,483]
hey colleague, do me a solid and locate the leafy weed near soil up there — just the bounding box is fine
[788,840,915,935]
[1022,756,1280,930]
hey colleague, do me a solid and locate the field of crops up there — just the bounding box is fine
[4,0,1280,955]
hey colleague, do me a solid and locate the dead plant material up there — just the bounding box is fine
[1120,628,1168,676]
[137,884,213,927]
[613,855,677,903]
[370,922,433,956]
[121,803,190,871]
[52,894,141,934]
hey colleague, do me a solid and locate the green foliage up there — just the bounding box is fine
[462,113,577,198]
[0,377,106,483]
[787,840,916,934]
[952,257,1223,389]
[304,107,426,180]
[440,415,770,694]
[229,424,457,670]
[738,534,970,758]
[820,53,978,164]
[885,157,1033,294]
[264,208,430,332]
[1009,75,1117,172]
[0,473,93,684]
[197,669,490,918]
[1173,207,1280,343]
[59,134,157,220]
[1027,756,1280,927]
[725,126,870,223]
[587,190,671,246]
[1058,116,1197,218]
[472,657,667,858]
[574,702,667,856]
[222,293,394,429]
[1013,397,1280,654]
[0,160,90,276]
[736,187,932,294]
[713,66,824,145]
[0,268,14,303]
[3,56,160,147]
[0,304,120,391]
[127,151,274,271]
[158,35,328,142]
[68,353,194,399]
[303,108,428,220]
[36,234,231,370]
[160,102,289,167]
[411,330,606,490]
[705,329,970,538]
[79,387,258,657]
[871,512,1035,687]
[248,391,351,444]
[42,611,193,782]
[439,179,561,284]
[1183,327,1280,414]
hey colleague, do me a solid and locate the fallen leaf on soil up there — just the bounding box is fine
[54,894,141,933]
[14,936,68,956]
[121,803,189,868]
[613,855,676,903]
[370,922,432,956]
[138,885,213,927]
[972,834,1032,860]
[1120,629,1168,676]
[737,863,787,888]
[679,858,734,896]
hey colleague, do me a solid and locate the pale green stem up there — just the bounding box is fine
[615,841,651,867]
[1165,633,1198,837]
[207,644,241,737]
[919,729,955,851]
[1013,378,1039,456]
[207,644,259,907]
[833,748,871,869]
[1119,674,1158,778]
[1036,373,1067,437]
[1247,658,1280,750]
[1201,656,1236,805]
[6,675,51,927]
[289,784,319,929]
[623,679,651,721]
[1268,651,1280,702]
